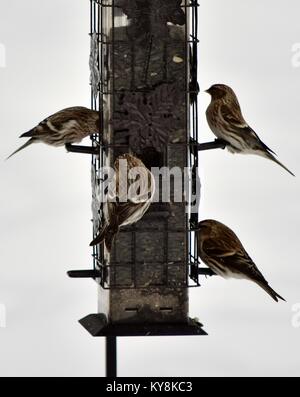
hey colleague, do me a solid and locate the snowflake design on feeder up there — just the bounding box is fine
[91,166,102,232]
[115,0,185,39]
[89,32,100,101]
[111,84,183,153]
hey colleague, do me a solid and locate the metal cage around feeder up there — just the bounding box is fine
[68,0,212,340]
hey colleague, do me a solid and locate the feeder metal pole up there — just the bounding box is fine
[106,336,117,377]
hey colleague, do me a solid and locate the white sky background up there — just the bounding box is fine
[0,0,299,376]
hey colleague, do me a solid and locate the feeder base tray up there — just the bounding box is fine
[79,314,208,337]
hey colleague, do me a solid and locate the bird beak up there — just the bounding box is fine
[204,88,210,94]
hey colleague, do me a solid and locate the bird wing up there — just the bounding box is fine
[202,234,240,259]
[43,107,89,131]
[128,169,155,203]
[108,201,146,228]
[23,107,89,138]
[202,233,267,283]
[47,107,89,124]
[220,104,248,128]
[220,104,277,155]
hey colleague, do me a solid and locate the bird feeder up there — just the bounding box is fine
[68,0,215,377]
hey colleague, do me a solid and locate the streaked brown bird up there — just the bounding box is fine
[7,106,100,159]
[90,153,155,252]
[205,84,294,176]
[197,219,285,302]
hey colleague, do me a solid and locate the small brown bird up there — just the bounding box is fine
[205,84,294,176]
[197,219,285,302]
[7,106,100,159]
[90,153,155,252]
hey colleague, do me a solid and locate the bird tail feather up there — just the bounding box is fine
[20,129,35,138]
[90,225,108,247]
[104,227,118,253]
[6,138,36,160]
[265,151,295,177]
[257,281,286,302]
[90,223,119,253]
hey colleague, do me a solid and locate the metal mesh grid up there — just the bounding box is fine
[90,0,201,289]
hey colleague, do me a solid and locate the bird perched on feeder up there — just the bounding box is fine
[205,84,294,176]
[197,219,285,302]
[7,106,100,159]
[90,153,155,252]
